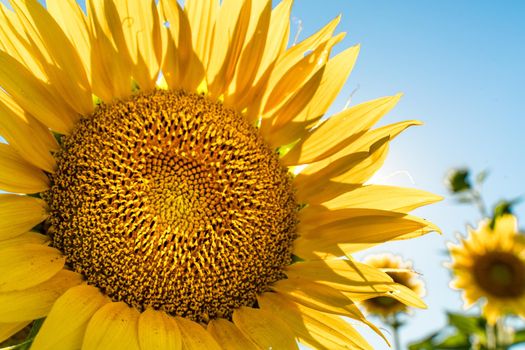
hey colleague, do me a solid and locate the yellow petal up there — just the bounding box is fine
[158,0,204,91]
[294,150,372,196]
[0,194,48,241]
[0,244,64,292]
[333,141,390,185]
[0,232,49,250]
[255,0,293,82]
[266,118,321,151]
[262,33,345,131]
[0,51,76,133]
[310,119,422,171]
[286,259,395,297]
[283,94,401,165]
[298,207,437,233]
[285,258,424,311]
[0,92,57,172]
[114,0,162,90]
[232,306,299,350]
[207,0,251,97]
[283,15,341,67]
[207,318,258,350]
[0,321,30,343]
[258,293,373,350]
[226,0,271,101]
[31,284,109,350]
[0,270,82,322]
[264,14,341,97]
[295,121,422,204]
[272,276,386,344]
[321,185,443,213]
[184,0,218,71]
[483,303,501,326]
[10,0,93,115]
[272,278,363,319]
[46,0,92,86]
[382,283,426,309]
[0,143,49,193]
[175,316,221,350]
[138,308,182,350]
[493,214,518,237]
[86,0,133,101]
[0,3,42,76]
[83,302,140,350]
[294,211,438,258]
[294,181,359,206]
[263,67,325,143]
[248,15,341,122]
[289,45,360,125]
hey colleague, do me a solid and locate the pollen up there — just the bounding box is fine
[44,90,297,322]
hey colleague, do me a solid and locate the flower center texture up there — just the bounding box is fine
[473,251,525,298]
[44,90,297,322]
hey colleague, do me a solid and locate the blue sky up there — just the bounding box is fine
[3,0,525,348]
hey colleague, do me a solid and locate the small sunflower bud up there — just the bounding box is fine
[445,168,472,193]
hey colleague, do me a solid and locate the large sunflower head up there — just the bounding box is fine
[449,215,525,325]
[0,0,440,348]
[360,254,426,318]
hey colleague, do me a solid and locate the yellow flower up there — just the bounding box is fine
[360,254,425,318]
[0,0,440,348]
[449,215,525,325]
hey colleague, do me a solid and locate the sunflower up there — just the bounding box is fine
[0,0,440,348]
[359,254,425,318]
[449,215,525,325]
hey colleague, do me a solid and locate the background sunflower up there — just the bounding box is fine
[360,254,425,318]
[449,215,525,324]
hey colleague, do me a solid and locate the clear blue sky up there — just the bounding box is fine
[6,0,525,348]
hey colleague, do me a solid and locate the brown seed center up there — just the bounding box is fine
[473,251,525,298]
[44,90,297,322]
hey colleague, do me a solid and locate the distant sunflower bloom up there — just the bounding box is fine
[449,215,525,325]
[360,254,425,318]
[0,0,440,348]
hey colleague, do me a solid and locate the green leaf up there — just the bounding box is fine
[475,170,489,185]
[447,312,485,336]
[409,331,472,350]
[408,332,439,350]
[0,338,33,350]
[512,328,525,345]
[434,332,471,349]
[454,196,474,204]
[444,168,472,193]
[1,318,46,350]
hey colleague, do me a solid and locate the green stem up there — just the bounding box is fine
[17,318,44,350]
[486,322,497,350]
[387,313,402,350]
[471,189,488,218]
[495,318,510,350]
[486,318,510,350]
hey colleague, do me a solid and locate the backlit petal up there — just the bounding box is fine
[0,143,49,194]
[32,284,109,350]
[83,302,140,350]
[233,306,299,350]
[138,308,182,350]
[0,244,64,292]
[0,270,82,322]
[0,194,47,240]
